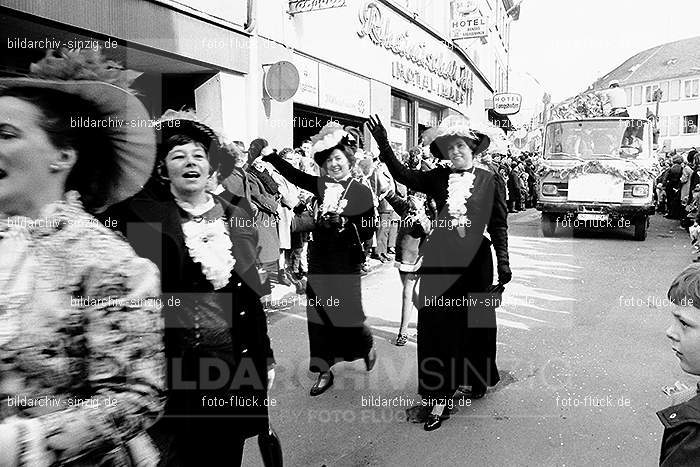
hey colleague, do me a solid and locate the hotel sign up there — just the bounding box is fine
[450,0,488,40]
[357,1,474,106]
[289,0,346,15]
[493,93,522,115]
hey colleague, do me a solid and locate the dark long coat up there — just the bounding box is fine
[379,147,510,399]
[100,182,274,463]
[265,155,377,373]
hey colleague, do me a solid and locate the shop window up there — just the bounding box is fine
[391,94,413,152]
[392,95,411,123]
[684,79,699,98]
[633,86,642,105]
[660,81,669,102]
[659,116,668,137]
[418,106,440,128]
[670,80,680,100]
[683,115,698,134]
[418,106,441,143]
[670,116,680,136]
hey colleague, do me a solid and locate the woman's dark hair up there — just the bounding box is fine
[248,138,268,164]
[156,134,209,179]
[314,143,357,167]
[0,86,120,212]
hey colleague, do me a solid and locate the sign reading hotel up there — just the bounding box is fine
[357,1,474,106]
[450,0,488,40]
[493,93,522,115]
[289,0,346,15]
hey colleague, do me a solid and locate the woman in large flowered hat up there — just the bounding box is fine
[0,48,164,465]
[368,114,511,431]
[263,122,378,396]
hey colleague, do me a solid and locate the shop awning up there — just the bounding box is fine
[487,109,516,132]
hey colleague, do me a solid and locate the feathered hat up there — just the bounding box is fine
[0,48,156,209]
[310,121,358,166]
[422,115,490,159]
[154,109,234,178]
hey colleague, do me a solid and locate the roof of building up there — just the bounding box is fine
[591,36,700,89]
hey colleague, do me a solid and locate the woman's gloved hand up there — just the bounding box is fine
[320,212,344,229]
[366,114,390,149]
[497,263,512,285]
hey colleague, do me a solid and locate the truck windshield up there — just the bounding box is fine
[544,120,648,160]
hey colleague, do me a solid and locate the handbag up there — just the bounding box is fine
[291,209,316,233]
[291,199,317,233]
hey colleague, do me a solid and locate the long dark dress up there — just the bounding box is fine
[378,146,510,400]
[265,155,376,373]
[101,182,274,466]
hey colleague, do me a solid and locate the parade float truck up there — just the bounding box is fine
[536,117,657,240]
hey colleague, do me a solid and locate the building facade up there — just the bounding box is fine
[1,0,520,152]
[591,36,700,152]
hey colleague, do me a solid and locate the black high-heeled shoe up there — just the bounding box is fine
[309,371,334,396]
[423,408,450,431]
[364,348,377,371]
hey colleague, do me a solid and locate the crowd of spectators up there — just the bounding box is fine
[655,148,700,259]
[222,134,545,299]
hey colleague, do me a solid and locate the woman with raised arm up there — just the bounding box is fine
[263,122,377,396]
[0,49,164,465]
[367,114,511,431]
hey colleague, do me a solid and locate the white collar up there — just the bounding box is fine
[173,192,215,217]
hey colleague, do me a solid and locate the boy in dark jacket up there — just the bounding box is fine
[658,264,700,465]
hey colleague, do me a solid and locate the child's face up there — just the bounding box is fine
[667,304,700,375]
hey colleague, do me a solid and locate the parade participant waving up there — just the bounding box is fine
[103,110,278,466]
[0,49,164,466]
[367,114,511,431]
[263,122,377,396]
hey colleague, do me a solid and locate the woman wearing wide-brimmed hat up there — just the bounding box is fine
[368,114,511,431]
[0,49,164,465]
[103,110,279,466]
[263,122,377,396]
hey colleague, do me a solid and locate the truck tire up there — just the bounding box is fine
[633,216,648,241]
[541,214,556,237]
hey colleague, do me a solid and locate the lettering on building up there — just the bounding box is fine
[357,1,474,105]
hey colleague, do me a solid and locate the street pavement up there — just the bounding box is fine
[242,210,695,467]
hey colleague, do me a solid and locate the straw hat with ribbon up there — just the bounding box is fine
[422,115,490,159]
[309,121,358,166]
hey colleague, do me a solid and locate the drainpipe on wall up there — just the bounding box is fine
[245,0,257,33]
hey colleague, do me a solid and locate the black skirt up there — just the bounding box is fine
[417,238,500,399]
[305,241,373,373]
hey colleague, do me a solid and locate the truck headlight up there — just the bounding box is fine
[542,184,558,195]
[632,185,649,197]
